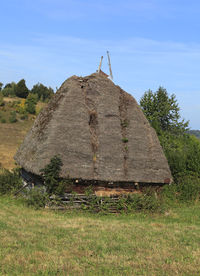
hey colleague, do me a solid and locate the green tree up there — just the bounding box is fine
[25,93,38,114]
[140,87,200,181]
[140,87,189,134]
[31,83,54,102]
[40,156,63,195]
[1,82,16,97]
[0,82,3,91]
[4,83,12,89]
[14,79,29,98]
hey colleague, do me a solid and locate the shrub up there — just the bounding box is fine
[84,185,94,196]
[40,156,73,196]
[159,132,200,181]
[122,189,166,213]
[162,175,200,203]
[82,187,166,213]
[24,187,49,209]
[0,93,5,106]
[1,85,16,97]
[1,118,6,123]
[20,113,28,120]
[175,175,200,202]
[0,168,23,195]
[9,111,17,123]
[25,93,38,114]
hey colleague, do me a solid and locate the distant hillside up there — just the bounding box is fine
[0,97,46,169]
[187,130,200,139]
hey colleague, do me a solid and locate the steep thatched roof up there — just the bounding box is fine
[15,73,172,184]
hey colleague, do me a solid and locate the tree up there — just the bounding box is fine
[40,156,63,195]
[31,83,54,102]
[14,79,29,98]
[0,82,3,91]
[140,87,189,135]
[2,82,16,97]
[140,87,200,181]
[25,93,38,114]
[4,83,12,89]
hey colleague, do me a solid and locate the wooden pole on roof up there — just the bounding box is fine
[107,51,113,80]
[97,56,103,73]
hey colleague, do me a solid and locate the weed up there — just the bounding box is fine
[24,187,49,209]
[20,113,28,120]
[122,137,128,143]
[121,120,129,128]
[84,185,94,196]
[1,118,6,123]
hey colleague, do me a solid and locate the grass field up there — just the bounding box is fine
[0,121,33,169]
[0,196,200,275]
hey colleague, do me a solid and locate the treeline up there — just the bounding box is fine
[140,87,200,183]
[0,79,54,101]
[0,79,54,119]
[187,130,200,139]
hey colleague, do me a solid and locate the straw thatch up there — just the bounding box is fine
[15,73,172,184]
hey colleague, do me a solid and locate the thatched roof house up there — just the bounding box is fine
[15,73,172,188]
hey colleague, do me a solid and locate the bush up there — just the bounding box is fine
[0,93,5,106]
[177,176,200,202]
[159,132,200,181]
[40,156,73,196]
[25,93,38,114]
[0,168,23,195]
[162,175,200,203]
[1,118,6,123]
[9,111,17,123]
[121,189,166,213]
[1,86,16,97]
[20,113,28,120]
[82,187,166,213]
[24,187,49,209]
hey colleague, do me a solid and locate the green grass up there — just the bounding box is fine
[0,196,200,275]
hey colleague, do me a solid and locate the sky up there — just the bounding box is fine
[0,0,200,129]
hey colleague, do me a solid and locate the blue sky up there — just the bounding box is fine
[1,0,200,129]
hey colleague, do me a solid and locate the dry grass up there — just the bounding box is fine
[0,121,33,169]
[0,196,200,275]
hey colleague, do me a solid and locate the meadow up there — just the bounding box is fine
[0,94,200,276]
[0,196,200,276]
